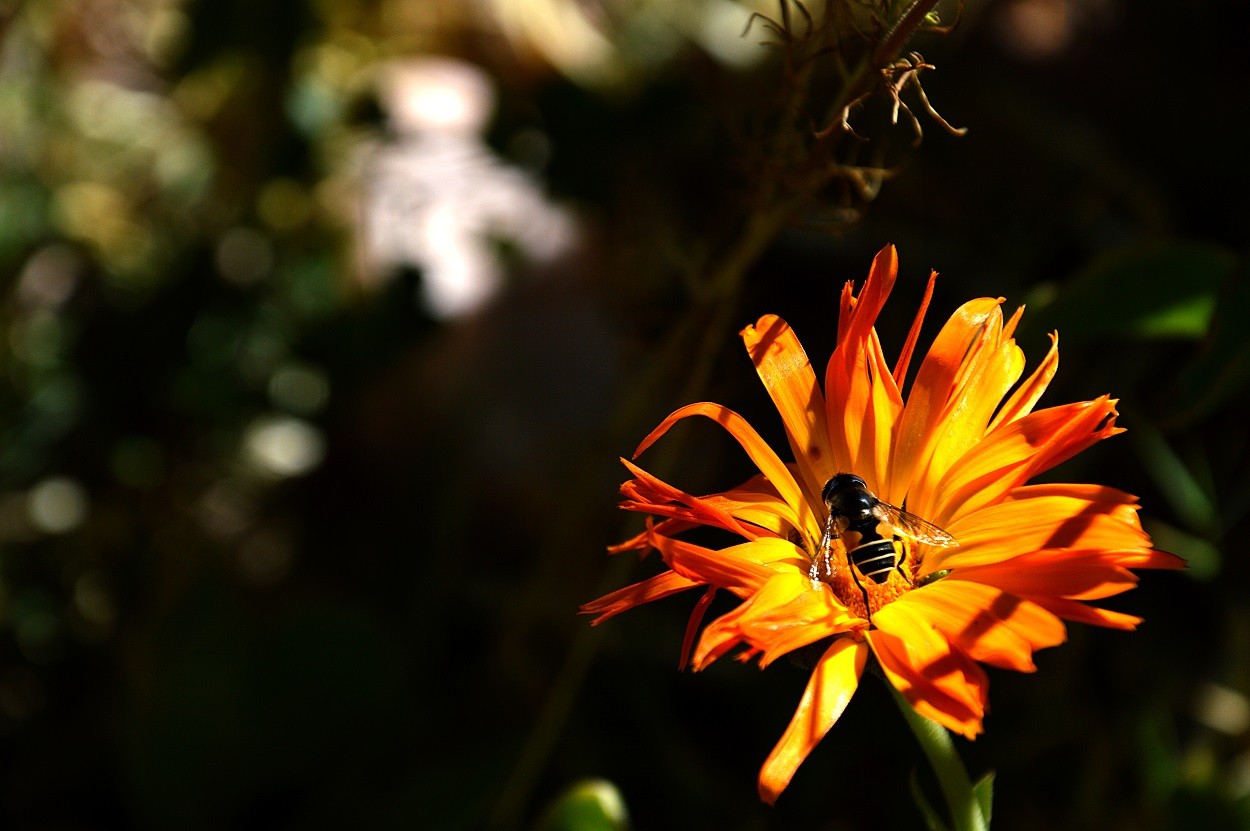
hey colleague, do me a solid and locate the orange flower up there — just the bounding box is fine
[582,245,1185,804]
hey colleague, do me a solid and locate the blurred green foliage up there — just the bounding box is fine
[536,779,631,831]
[1,0,1249,829]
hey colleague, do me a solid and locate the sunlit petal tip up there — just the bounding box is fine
[870,243,898,278]
[1152,549,1189,570]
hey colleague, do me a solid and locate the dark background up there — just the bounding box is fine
[1,0,1248,828]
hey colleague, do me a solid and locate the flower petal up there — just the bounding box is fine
[855,330,907,494]
[623,472,796,541]
[635,402,815,545]
[742,315,835,504]
[869,603,988,739]
[952,547,1182,601]
[989,332,1059,430]
[907,336,1026,516]
[825,247,905,493]
[929,486,1152,573]
[735,575,859,667]
[1025,597,1143,630]
[580,570,701,624]
[680,587,719,669]
[931,397,1123,527]
[758,637,868,805]
[647,533,778,597]
[619,459,773,541]
[889,297,1003,505]
[691,572,854,670]
[893,580,1067,672]
[892,269,937,389]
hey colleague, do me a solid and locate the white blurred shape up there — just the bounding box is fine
[382,58,494,136]
[359,57,576,319]
[691,0,765,68]
[244,416,326,478]
[1193,681,1250,736]
[27,477,89,534]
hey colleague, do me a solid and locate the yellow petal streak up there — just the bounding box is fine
[888,298,1001,506]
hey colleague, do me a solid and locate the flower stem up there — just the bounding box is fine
[889,684,990,831]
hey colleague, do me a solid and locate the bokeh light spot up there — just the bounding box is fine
[244,416,326,478]
[27,477,89,534]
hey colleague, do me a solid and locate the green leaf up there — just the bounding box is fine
[972,773,995,828]
[535,779,631,831]
[1036,241,1236,342]
[1131,424,1219,537]
[1156,263,1250,427]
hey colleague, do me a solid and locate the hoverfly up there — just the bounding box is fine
[816,473,958,586]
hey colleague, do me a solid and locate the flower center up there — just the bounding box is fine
[810,537,915,622]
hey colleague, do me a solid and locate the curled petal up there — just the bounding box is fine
[580,570,701,625]
[607,517,692,555]
[691,572,854,670]
[708,483,804,539]
[735,574,859,667]
[635,402,815,545]
[680,587,719,669]
[837,245,899,351]
[758,638,868,805]
[646,533,779,597]
[826,246,906,491]
[989,332,1059,430]
[619,459,766,541]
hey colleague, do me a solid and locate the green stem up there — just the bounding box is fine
[889,684,989,831]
